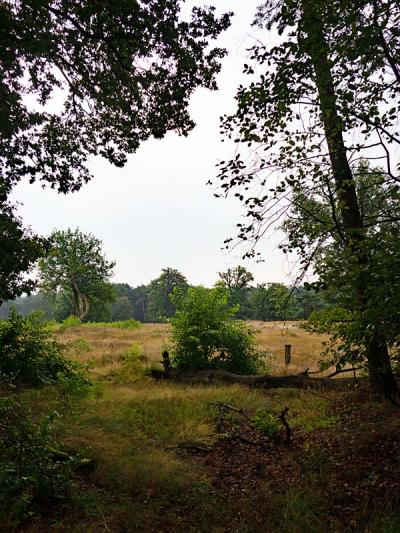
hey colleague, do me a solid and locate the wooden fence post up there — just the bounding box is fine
[285,344,292,371]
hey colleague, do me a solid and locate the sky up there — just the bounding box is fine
[12,0,296,288]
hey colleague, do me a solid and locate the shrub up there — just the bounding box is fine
[252,410,281,439]
[67,338,92,354]
[0,396,74,526]
[170,286,266,374]
[59,314,81,331]
[0,310,88,388]
[115,343,146,382]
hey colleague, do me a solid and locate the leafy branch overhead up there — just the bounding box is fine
[0,0,231,195]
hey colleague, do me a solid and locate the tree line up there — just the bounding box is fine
[0,267,329,324]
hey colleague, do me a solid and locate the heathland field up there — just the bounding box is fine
[17,322,400,532]
[60,320,328,376]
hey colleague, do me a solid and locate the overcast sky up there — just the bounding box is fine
[13,0,296,288]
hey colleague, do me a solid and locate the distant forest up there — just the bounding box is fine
[0,266,331,323]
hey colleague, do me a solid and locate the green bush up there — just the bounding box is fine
[0,310,88,387]
[252,410,281,439]
[115,343,146,382]
[0,396,74,526]
[170,286,266,374]
[59,314,81,330]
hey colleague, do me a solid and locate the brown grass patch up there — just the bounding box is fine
[60,321,327,376]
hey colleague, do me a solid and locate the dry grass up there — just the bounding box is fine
[59,323,170,376]
[16,321,387,532]
[60,320,328,377]
[252,321,329,374]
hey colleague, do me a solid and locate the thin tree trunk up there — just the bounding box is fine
[300,0,397,400]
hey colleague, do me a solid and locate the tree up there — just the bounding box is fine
[147,268,188,322]
[248,283,300,321]
[0,291,55,320]
[39,228,115,321]
[217,266,254,318]
[294,286,326,318]
[286,163,400,372]
[128,285,149,323]
[111,297,134,322]
[249,284,274,321]
[218,266,254,292]
[0,200,47,304]
[170,286,264,374]
[0,1,231,297]
[215,1,400,399]
[112,283,149,322]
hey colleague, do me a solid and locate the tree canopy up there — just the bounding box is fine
[0,203,47,304]
[0,0,231,195]
[39,228,115,320]
[217,266,255,318]
[147,267,188,321]
[215,0,400,399]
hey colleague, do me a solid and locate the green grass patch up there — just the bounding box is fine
[83,319,142,329]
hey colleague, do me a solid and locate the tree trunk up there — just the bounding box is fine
[300,0,397,401]
[71,280,89,321]
[151,367,362,389]
[367,333,398,401]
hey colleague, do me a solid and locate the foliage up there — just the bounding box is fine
[84,319,142,330]
[0,200,47,304]
[0,310,88,388]
[0,396,74,526]
[294,166,400,373]
[0,291,54,320]
[1,278,330,323]
[252,410,280,439]
[217,265,254,318]
[170,286,265,374]
[58,314,82,331]
[218,266,254,291]
[0,1,231,195]
[111,296,134,321]
[56,316,142,331]
[0,1,231,326]
[147,268,189,322]
[304,307,367,371]
[39,228,115,321]
[214,0,400,397]
[116,343,146,382]
[112,283,149,322]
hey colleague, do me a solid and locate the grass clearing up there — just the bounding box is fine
[5,321,400,532]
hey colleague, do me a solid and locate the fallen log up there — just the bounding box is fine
[150,367,363,389]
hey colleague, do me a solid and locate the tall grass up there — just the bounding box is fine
[7,321,397,532]
[53,316,142,332]
[83,319,142,329]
